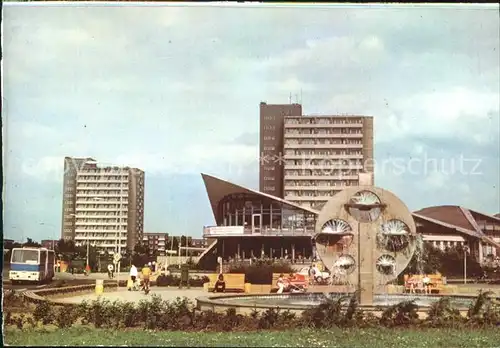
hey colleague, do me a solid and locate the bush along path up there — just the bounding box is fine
[3,290,499,332]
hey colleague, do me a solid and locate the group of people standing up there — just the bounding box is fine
[127,263,152,293]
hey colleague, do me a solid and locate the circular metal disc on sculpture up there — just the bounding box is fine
[333,255,356,275]
[321,219,353,234]
[316,219,354,263]
[377,219,411,252]
[347,190,382,223]
[376,255,397,275]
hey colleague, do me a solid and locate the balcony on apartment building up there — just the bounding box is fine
[284,120,364,128]
[283,153,364,159]
[284,133,363,139]
[284,143,364,149]
[284,164,364,170]
[284,174,360,180]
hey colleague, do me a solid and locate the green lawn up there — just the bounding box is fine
[4,327,500,347]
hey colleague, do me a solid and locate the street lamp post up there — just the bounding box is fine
[39,223,56,250]
[464,245,469,284]
[115,171,125,286]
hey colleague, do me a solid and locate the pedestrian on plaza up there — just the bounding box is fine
[128,264,138,291]
[141,263,152,294]
[108,263,114,279]
[213,273,226,293]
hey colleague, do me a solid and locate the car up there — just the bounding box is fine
[296,266,330,283]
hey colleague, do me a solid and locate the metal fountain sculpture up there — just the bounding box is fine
[314,186,418,306]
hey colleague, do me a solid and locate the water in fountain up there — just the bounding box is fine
[376,255,397,305]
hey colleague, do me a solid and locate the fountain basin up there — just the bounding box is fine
[196,292,495,317]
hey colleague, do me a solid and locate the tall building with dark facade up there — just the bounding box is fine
[259,102,302,198]
[259,102,374,210]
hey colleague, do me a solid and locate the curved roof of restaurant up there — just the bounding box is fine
[201,173,319,220]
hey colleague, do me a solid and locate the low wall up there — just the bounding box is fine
[23,283,120,306]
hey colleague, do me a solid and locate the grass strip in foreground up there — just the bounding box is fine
[4,327,500,347]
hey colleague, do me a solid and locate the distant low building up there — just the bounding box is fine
[41,239,57,250]
[191,238,208,248]
[142,232,169,255]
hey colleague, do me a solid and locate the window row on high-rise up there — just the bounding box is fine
[284,159,363,166]
[285,169,361,176]
[284,129,363,135]
[284,180,358,187]
[284,150,363,156]
[284,118,364,125]
[285,139,363,145]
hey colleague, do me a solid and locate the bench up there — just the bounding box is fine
[271,273,309,293]
[206,273,245,293]
[404,274,444,294]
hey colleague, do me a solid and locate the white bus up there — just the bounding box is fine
[10,247,56,284]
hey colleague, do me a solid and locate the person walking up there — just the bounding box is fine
[108,263,114,279]
[128,264,138,291]
[141,263,152,294]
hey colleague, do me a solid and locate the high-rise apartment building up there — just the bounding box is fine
[283,115,374,209]
[259,103,374,210]
[259,102,302,198]
[60,157,145,253]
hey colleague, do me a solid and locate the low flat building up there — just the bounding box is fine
[142,232,169,255]
[41,239,58,250]
[414,206,500,262]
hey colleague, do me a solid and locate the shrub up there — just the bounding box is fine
[156,275,209,287]
[33,301,53,325]
[258,308,280,329]
[426,297,463,328]
[221,307,241,331]
[121,302,139,328]
[54,306,78,329]
[3,290,25,309]
[15,314,25,330]
[275,309,298,329]
[467,290,500,327]
[380,300,420,327]
[301,297,346,328]
[79,299,113,328]
[143,295,164,330]
[4,311,13,326]
[228,262,295,284]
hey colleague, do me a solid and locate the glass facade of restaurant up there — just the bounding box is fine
[216,193,317,235]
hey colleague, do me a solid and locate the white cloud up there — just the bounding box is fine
[269,77,316,93]
[3,4,499,239]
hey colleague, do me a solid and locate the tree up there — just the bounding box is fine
[401,242,483,279]
[171,237,179,252]
[132,242,150,267]
[23,238,41,247]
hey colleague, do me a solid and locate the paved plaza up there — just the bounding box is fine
[55,287,211,304]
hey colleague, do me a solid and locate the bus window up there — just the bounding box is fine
[40,250,47,264]
[11,249,39,264]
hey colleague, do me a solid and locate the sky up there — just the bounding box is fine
[3,3,499,242]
